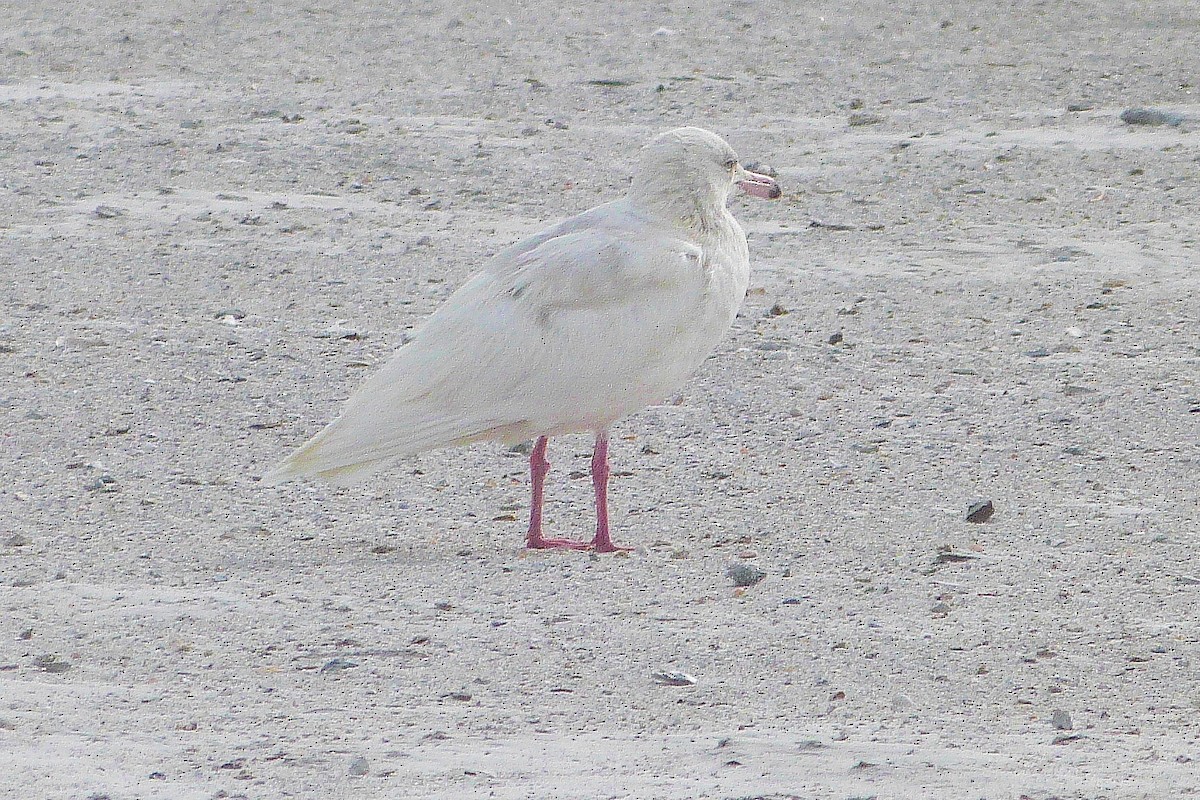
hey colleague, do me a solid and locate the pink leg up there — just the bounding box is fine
[590,429,632,553]
[525,436,588,550]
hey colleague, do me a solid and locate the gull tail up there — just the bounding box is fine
[259,426,387,487]
[261,409,531,488]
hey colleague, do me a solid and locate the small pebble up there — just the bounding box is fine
[742,161,777,177]
[1051,709,1073,730]
[85,475,119,493]
[1062,385,1097,397]
[652,671,696,686]
[726,562,767,587]
[1120,108,1184,127]
[93,205,124,219]
[848,113,884,127]
[34,654,71,673]
[348,756,369,776]
[314,326,363,341]
[934,546,977,565]
[966,500,995,523]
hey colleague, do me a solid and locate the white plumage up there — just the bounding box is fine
[264,126,780,551]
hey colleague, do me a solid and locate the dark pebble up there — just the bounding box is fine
[810,220,855,232]
[1120,108,1184,126]
[966,500,995,523]
[727,562,767,587]
[585,78,635,87]
[934,546,977,564]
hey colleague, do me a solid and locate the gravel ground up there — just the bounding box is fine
[2,2,1199,798]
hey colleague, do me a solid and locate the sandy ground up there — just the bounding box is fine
[3,1,1199,798]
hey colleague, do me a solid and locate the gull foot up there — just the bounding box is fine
[526,534,592,550]
[592,539,634,554]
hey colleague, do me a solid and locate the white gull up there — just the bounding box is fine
[264,126,781,552]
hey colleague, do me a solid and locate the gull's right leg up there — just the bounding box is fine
[524,436,589,550]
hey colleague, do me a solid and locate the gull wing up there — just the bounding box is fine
[263,213,705,484]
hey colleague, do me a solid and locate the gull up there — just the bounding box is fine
[263,126,781,552]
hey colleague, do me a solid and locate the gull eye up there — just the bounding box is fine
[723,158,737,170]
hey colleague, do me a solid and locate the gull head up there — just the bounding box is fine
[630,127,781,223]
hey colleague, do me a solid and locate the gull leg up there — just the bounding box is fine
[525,436,589,550]
[590,429,632,553]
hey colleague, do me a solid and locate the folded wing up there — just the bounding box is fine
[263,209,706,484]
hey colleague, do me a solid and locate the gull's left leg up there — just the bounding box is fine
[590,429,632,553]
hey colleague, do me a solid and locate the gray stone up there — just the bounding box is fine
[1051,709,1073,730]
[726,562,767,587]
[1120,108,1184,126]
